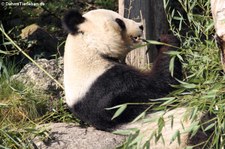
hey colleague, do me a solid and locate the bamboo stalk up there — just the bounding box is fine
[0,26,64,90]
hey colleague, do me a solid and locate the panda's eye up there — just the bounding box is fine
[115,18,126,30]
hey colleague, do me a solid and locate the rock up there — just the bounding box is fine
[33,123,125,149]
[20,24,39,40]
[33,108,212,149]
[12,58,63,93]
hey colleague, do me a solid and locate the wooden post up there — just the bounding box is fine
[119,0,168,68]
[211,0,225,72]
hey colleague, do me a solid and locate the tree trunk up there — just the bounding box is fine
[211,0,225,72]
[119,0,168,68]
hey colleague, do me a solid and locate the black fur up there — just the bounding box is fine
[71,35,182,131]
[100,54,121,63]
[115,18,126,30]
[62,10,85,34]
[139,25,144,31]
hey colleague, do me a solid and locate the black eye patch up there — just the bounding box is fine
[115,18,126,30]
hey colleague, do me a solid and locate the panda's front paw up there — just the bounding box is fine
[156,34,180,52]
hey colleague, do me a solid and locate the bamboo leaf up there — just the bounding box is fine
[145,40,179,49]
[143,140,150,149]
[166,51,181,55]
[177,54,184,61]
[0,50,10,54]
[169,56,175,77]
[0,41,13,46]
[190,125,200,138]
[129,134,143,147]
[181,83,197,89]
[190,107,198,120]
[170,130,181,144]
[143,116,160,123]
[151,97,176,101]
[105,104,125,110]
[205,21,214,32]
[113,128,138,136]
[0,144,10,149]
[168,115,174,128]
[111,104,127,120]
[146,40,164,45]
[157,117,165,133]
[161,97,176,106]
[204,122,215,131]
[0,103,9,107]
[132,111,146,123]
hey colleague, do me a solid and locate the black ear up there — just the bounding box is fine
[62,9,85,34]
[115,18,126,30]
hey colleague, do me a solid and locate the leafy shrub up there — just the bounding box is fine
[117,0,224,148]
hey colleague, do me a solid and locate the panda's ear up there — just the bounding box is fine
[62,9,85,34]
[115,18,126,30]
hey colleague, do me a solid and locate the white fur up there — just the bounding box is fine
[64,9,143,107]
[64,34,113,107]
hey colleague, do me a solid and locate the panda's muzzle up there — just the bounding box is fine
[130,35,142,43]
[130,25,143,43]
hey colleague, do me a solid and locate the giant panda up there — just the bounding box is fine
[62,9,182,131]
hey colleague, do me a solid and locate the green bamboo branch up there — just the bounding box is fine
[0,26,64,90]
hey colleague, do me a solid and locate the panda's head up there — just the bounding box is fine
[62,9,143,59]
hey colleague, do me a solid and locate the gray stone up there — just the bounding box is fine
[34,123,125,149]
[12,58,63,93]
[32,108,212,149]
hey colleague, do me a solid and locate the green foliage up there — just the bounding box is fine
[0,79,75,148]
[0,60,76,148]
[1,0,224,148]
[0,65,48,147]
[95,0,117,10]
[0,31,74,148]
[164,3,225,148]
[117,0,224,148]
[0,1,119,148]
[115,128,142,149]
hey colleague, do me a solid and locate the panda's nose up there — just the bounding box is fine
[139,25,144,31]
